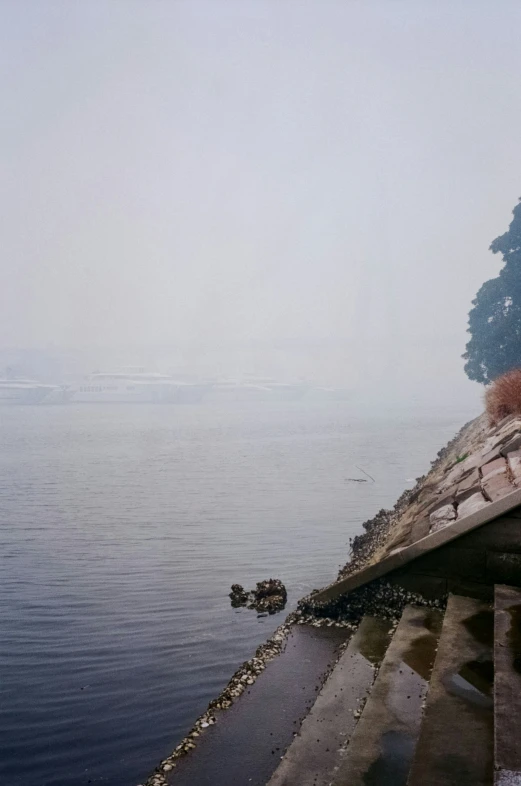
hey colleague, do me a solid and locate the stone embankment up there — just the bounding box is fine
[142,412,521,786]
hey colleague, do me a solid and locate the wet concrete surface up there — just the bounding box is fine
[267,616,393,786]
[496,771,521,785]
[165,624,350,786]
[332,605,443,786]
[495,585,521,782]
[408,594,494,786]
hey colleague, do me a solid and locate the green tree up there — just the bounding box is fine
[464,198,521,383]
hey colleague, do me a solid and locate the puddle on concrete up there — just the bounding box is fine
[262,617,394,786]
[362,730,415,786]
[506,603,521,675]
[442,608,494,709]
[447,660,493,708]
[408,607,443,635]
[410,602,494,786]
[354,616,393,666]
[402,609,443,681]
[461,609,494,648]
[356,610,442,786]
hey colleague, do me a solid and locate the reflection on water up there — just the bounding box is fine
[0,402,470,786]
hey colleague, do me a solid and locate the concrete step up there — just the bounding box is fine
[494,584,521,785]
[266,615,393,786]
[161,624,350,786]
[407,594,494,786]
[331,605,443,786]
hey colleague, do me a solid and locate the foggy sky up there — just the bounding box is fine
[2,1,521,403]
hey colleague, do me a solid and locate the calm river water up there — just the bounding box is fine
[0,401,477,786]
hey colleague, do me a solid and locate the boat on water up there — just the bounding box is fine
[69,370,209,404]
[172,382,211,404]
[0,377,71,405]
[207,378,308,403]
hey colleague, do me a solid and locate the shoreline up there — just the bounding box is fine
[141,414,484,785]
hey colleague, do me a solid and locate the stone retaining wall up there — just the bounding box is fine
[388,507,521,601]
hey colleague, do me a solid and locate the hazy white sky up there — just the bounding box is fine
[1,1,521,400]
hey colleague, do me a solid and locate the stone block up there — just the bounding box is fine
[507,450,521,484]
[455,469,482,503]
[410,516,430,543]
[490,419,521,449]
[423,487,456,512]
[411,486,457,520]
[456,467,480,491]
[456,483,482,503]
[385,530,408,551]
[429,503,456,533]
[478,446,503,467]
[457,492,489,518]
[393,505,423,536]
[482,471,513,502]
[498,418,521,437]
[486,552,521,586]
[494,414,517,431]
[501,433,521,455]
[481,457,507,477]
[438,462,474,492]
[480,436,498,456]
[456,453,481,473]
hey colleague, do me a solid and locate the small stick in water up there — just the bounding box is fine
[355,465,376,483]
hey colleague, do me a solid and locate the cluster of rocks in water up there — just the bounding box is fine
[229,578,287,614]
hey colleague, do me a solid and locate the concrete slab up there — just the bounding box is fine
[267,616,393,786]
[496,772,521,786]
[494,585,521,784]
[407,546,486,581]
[160,625,350,786]
[450,516,521,552]
[407,594,494,786]
[331,605,443,786]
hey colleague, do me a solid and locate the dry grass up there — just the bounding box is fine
[485,369,521,425]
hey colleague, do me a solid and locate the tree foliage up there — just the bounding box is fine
[463,198,521,383]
